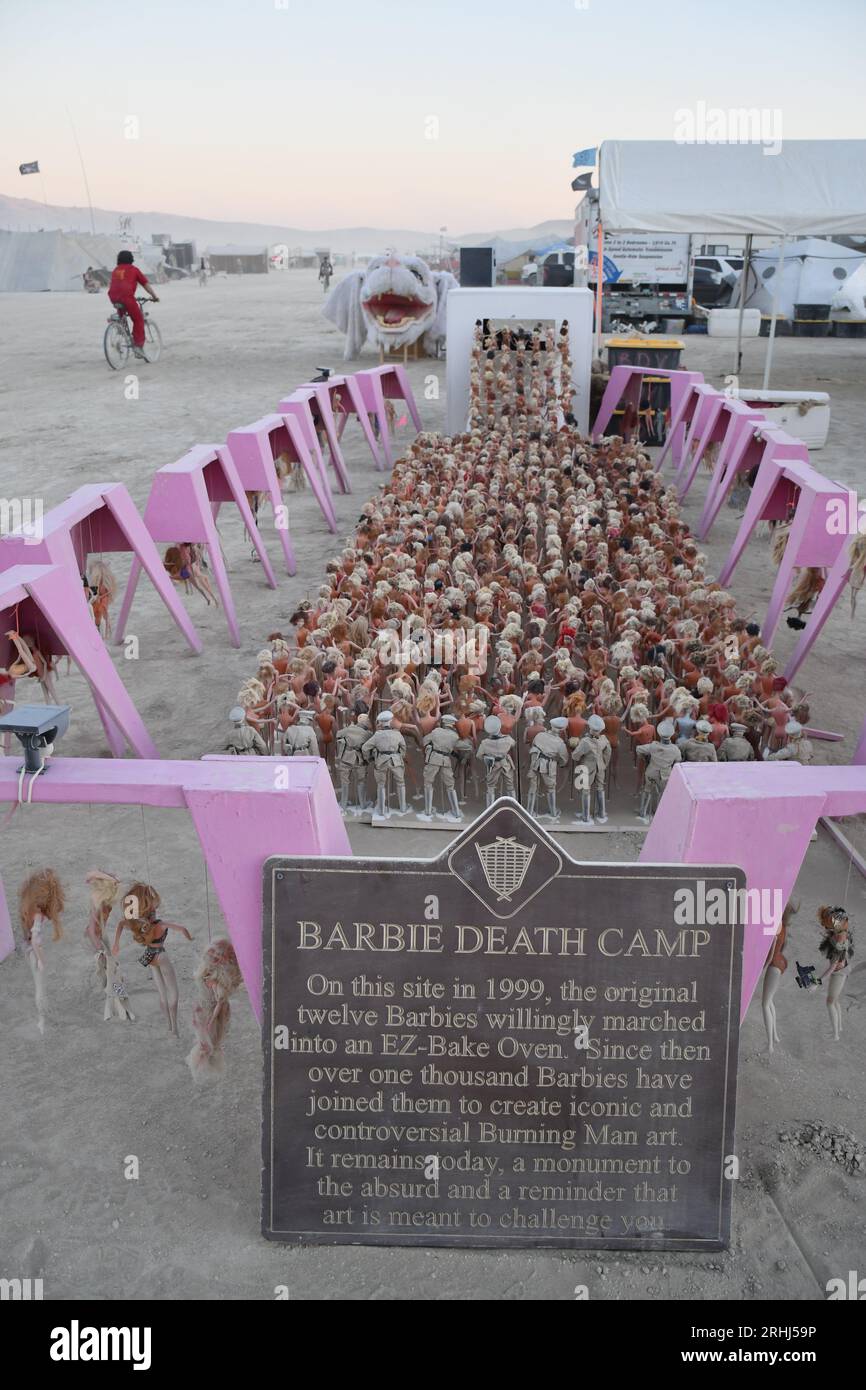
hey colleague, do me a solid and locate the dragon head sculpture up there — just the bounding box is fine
[323,254,458,359]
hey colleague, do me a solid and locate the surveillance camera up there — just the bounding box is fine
[0,704,71,773]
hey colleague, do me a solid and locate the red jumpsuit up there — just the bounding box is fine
[107,264,149,347]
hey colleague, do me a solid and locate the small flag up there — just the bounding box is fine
[572,172,594,193]
[572,147,597,169]
[19,160,40,175]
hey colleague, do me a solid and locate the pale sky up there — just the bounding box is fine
[1,0,864,232]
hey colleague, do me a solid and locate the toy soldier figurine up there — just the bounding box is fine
[681,719,718,763]
[764,720,814,765]
[363,709,409,818]
[334,713,372,814]
[527,714,569,821]
[572,714,611,825]
[636,720,682,824]
[224,707,269,757]
[420,714,463,824]
[281,708,320,758]
[476,715,516,808]
[718,722,755,762]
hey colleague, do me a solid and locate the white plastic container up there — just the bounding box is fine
[707,308,762,338]
[736,389,831,450]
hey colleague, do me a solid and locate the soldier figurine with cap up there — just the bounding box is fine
[420,714,463,824]
[681,719,719,763]
[476,715,516,808]
[224,707,269,757]
[764,719,813,765]
[571,714,612,825]
[280,708,321,759]
[363,709,409,818]
[334,712,372,814]
[718,722,755,763]
[636,720,682,824]
[526,713,569,822]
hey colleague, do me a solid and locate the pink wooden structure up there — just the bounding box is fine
[0,484,202,656]
[718,438,848,646]
[675,394,763,504]
[351,365,424,470]
[784,523,860,683]
[303,374,387,471]
[696,407,769,539]
[118,446,275,650]
[226,414,337,546]
[0,754,350,1016]
[1,564,157,759]
[653,376,711,474]
[278,388,351,495]
[641,762,866,1017]
[592,367,704,469]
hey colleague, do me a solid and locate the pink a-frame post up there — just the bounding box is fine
[0,483,202,655]
[118,446,273,650]
[641,762,866,1018]
[1,563,157,759]
[592,367,704,469]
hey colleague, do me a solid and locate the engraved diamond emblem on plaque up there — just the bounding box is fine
[476,837,536,902]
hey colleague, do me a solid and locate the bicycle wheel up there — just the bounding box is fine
[104,321,130,370]
[142,318,163,364]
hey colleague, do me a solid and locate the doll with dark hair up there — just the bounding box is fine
[812,907,853,1041]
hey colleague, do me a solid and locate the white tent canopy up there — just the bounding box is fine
[597,139,866,385]
[599,140,866,237]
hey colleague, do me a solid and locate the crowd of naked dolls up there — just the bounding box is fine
[8,323,852,1055]
[224,318,816,828]
[216,318,852,1050]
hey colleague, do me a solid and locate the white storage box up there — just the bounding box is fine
[736,389,831,450]
[707,308,762,338]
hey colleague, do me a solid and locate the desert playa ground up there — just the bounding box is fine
[0,271,865,1299]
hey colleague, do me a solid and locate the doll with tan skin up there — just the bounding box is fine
[112,884,192,1036]
[19,870,65,1034]
[762,901,795,1055]
[84,871,135,1022]
[6,631,59,702]
[809,907,854,1041]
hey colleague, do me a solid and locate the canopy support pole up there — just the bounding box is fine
[735,234,753,378]
[595,219,604,360]
[762,236,787,391]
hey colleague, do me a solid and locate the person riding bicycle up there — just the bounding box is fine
[108,251,158,359]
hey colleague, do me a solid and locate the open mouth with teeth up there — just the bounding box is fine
[363,292,431,331]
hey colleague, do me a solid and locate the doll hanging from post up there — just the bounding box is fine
[112,883,192,1036]
[84,870,135,1022]
[811,906,854,1042]
[762,901,796,1055]
[19,870,65,1035]
[187,939,244,1082]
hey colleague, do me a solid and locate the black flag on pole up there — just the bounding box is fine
[19,161,40,175]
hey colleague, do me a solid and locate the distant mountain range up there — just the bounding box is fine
[0,192,574,255]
